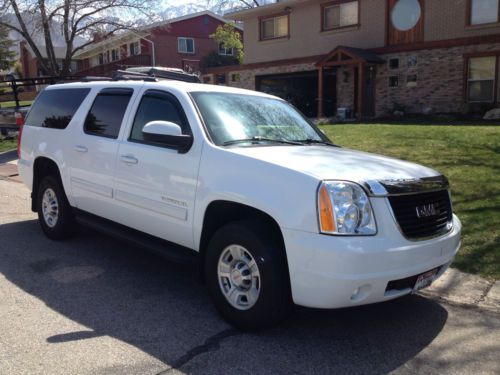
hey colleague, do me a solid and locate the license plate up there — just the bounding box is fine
[413,268,438,293]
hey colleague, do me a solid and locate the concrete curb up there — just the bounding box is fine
[419,268,499,313]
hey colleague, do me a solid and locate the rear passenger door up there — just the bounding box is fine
[112,89,201,249]
[69,88,134,219]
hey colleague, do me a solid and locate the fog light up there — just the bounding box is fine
[350,284,371,302]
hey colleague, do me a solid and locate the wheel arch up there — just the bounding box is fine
[198,200,289,283]
[31,156,63,212]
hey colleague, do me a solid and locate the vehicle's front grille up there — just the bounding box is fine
[388,190,452,239]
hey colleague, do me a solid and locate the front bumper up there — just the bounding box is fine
[282,209,461,309]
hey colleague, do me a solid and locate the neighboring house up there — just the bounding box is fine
[9,17,85,78]
[202,0,500,118]
[20,42,79,77]
[74,11,243,77]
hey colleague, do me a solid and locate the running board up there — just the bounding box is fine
[74,209,199,265]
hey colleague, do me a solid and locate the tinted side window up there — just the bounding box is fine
[25,88,90,129]
[84,89,132,139]
[130,91,188,143]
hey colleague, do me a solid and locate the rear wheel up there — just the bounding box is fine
[205,220,292,330]
[37,175,77,240]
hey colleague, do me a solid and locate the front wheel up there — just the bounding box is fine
[37,175,77,240]
[205,221,292,330]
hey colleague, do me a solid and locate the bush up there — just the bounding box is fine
[201,51,239,69]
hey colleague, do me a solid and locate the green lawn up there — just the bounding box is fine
[0,100,33,108]
[0,138,16,153]
[320,124,500,279]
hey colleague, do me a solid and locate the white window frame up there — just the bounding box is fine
[110,48,120,62]
[218,42,233,56]
[129,41,140,56]
[178,37,195,54]
[467,55,497,103]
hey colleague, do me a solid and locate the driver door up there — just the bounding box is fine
[112,89,201,249]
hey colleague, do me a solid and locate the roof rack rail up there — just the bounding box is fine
[112,71,157,82]
[80,76,112,82]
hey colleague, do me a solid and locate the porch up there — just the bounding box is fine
[75,54,152,77]
[316,46,385,119]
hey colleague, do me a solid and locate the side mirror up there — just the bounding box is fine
[142,121,193,153]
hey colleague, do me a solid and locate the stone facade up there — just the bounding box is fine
[374,42,500,116]
[203,42,500,118]
[202,62,317,91]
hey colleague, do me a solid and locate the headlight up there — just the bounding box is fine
[317,181,376,235]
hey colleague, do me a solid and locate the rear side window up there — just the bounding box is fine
[84,88,132,139]
[25,88,90,129]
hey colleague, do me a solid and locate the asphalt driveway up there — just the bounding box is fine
[0,179,499,375]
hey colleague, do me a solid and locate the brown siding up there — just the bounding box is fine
[425,0,500,41]
[242,0,386,64]
[387,0,425,45]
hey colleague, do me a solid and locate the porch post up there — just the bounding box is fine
[318,66,324,118]
[357,62,364,119]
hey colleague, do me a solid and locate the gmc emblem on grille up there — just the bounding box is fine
[416,203,439,218]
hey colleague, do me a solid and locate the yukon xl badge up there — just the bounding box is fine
[416,203,439,218]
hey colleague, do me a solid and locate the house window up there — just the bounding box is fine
[406,74,418,87]
[322,1,359,30]
[407,54,418,68]
[111,48,120,61]
[216,74,226,85]
[178,37,195,53]
[232,74,240,82]
[130,41,140,56]
[389,76,399,87]
[467,56,496,102]
[469,0,499,25]
[389,58,400,69]
[260,14,289,40]
[90,55,100,67]
[219,43,233,56]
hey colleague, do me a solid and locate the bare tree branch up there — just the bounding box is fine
[1,0,156,76]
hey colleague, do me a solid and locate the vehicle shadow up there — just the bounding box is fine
[0,149,17,164]
[0,219,449,374]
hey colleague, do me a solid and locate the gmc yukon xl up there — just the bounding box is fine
[18,80,461,329]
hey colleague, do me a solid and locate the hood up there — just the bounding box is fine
[227,145,441,184]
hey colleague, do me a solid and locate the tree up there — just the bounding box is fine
[0,23,15,70]
[210,22,243,64]
[0,0,156,77]
[206,0,274,14]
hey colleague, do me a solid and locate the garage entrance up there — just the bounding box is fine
[255,70,336,118]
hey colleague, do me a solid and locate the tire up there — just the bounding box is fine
[36,175,77,240]
[205,220,292,330]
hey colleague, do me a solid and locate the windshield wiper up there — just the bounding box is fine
[222,136,303,146]
[292,139,338,147]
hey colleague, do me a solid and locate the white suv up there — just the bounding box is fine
[18,80,461,329]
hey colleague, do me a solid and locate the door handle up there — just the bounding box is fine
[120,155,138,165]
[74,145,88,153]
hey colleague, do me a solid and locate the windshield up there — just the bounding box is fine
[190,92,330,146]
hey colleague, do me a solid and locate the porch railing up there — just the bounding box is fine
[75,54,152,77]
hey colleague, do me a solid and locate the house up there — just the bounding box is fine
[12,18,85,78]
[74,11,243,77]
[19,42,79,78]
[202,0,500,118]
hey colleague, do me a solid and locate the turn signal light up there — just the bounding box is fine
[318,184,335,233]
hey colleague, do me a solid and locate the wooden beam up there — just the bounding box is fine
[321,59,364,67]
[318,66,324,118]
[357,62,364,119]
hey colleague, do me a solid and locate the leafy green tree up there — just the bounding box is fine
[210,23,244,64]
[0,23,16,71]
